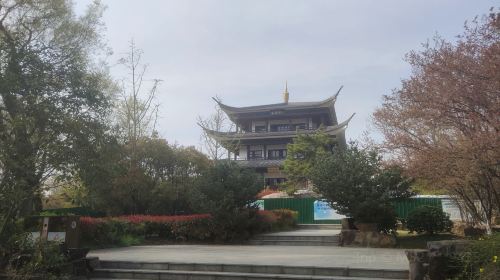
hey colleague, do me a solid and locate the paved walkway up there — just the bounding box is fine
[88,244,408,270]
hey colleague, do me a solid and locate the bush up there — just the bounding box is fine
[254,210,278,233]
[80,211,291,246]
[4,236,70,280]
[354,202,398,234]
[210,209,263,242]
[80,214,212,247]
[81,212,292,246]
[406,205,453,235]
[190,162,263,241]
[191,162,262,215]
[255,209,298,232]
[452,233,500,280]
[272,209,298,230]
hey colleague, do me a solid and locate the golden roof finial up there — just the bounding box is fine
[283,81,289,103]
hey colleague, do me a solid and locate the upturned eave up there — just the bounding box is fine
[199,113,354,143]
[212,86,343,117]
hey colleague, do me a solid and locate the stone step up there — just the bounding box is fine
[248,240,339,246]
[252,235,339,242]
[91,268,407,280]
[96,261,408,279]
[298,224,342,230]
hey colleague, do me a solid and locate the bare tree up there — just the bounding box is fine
[116,40,162,162]
[197,98,234,160]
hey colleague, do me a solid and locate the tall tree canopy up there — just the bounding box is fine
[373,11,500,233]
[0,0,112,226]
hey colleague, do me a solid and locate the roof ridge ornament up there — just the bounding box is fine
[283,81,289,104]
[334,85,344,100]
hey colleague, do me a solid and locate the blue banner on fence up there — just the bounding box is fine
[313,200,346,220]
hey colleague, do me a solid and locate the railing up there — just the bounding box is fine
[235,157,286,161]
[218,127,319,139]
[252,127,316,133]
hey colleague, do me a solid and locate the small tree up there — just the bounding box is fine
[116,40,161,164]
[311,143,413,232]
[283,130,334,194]
[197,99,234,160]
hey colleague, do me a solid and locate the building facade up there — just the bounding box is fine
[202,85,354,188]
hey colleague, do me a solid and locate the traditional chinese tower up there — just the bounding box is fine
[201,84,354,188]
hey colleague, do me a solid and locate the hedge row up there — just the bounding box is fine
[80,210,297,247]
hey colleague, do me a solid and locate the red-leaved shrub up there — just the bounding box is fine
[80,214,213,247]
[80,210,297,247]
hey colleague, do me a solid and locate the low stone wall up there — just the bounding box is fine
[405,240,471,280]
[339,230,396,247]
[339,218,396,248]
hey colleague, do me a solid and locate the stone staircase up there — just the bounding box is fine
[249,233,340,246]
[248,224,341,246]
[297,224,342,230]
[90,260,409,280]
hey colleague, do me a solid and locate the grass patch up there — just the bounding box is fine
[396,230,462,249]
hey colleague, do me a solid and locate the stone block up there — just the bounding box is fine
[405,250,429,280]
[252,265,282,274]
[147,263,169,270]
[281,266,310,275]
[427,240,470,257]
[216,275,245,280]
[135,271,161,280]
[313,267,346,276]
[85,257,100,270]
[340,229,396,247]
[339,229,357,246]
[223,264,252,273]
[341,218,356,230]
[160,273,188,280]
[189,274,216,280]
[170,263,195,271]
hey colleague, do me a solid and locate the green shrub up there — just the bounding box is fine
[406,205,453,235]
[210,209,261,242]
[452,233,500,280]
[120,234,143,246]
[190,162,263,241]
[354,202,398,234]
[5,237,70,280]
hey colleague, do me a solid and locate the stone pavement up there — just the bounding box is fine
[88,244,408,270]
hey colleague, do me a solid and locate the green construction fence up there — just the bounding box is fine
[263,197,442,224]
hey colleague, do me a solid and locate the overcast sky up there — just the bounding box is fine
[75,0,494,148]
